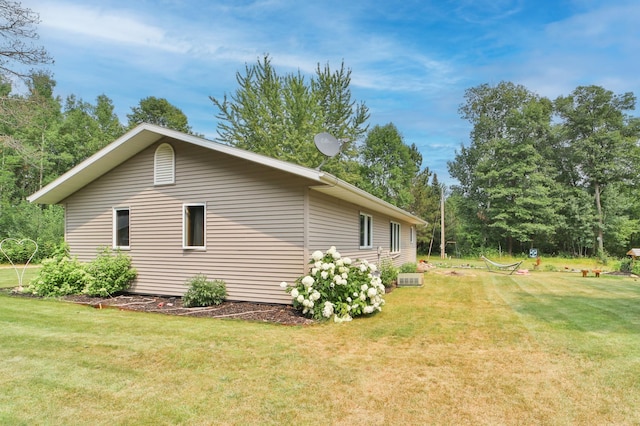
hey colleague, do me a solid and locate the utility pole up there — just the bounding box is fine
[440,186,445,259]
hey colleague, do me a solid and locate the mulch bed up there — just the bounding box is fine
[3,290,316,326]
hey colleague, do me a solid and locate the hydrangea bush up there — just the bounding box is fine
[281,246,385,322]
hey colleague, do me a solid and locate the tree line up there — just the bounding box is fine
[447,82,640,258]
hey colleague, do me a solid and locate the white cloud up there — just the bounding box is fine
[35,1,190,53]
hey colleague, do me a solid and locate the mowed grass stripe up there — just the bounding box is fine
[2,269,640,424]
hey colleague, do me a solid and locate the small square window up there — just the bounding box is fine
[113,208,130,249]
[183,204,205,248]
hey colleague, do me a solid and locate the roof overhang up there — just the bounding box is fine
[313,173,427,226]
[28,123,427,226]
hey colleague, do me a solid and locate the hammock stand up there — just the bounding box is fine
[481,256,524,275]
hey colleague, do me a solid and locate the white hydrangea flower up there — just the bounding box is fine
[361,284,368,291]
[367,287,377,298]
[322,263,332,271]
[360,264,368,272]
[311,290,321,301]
[311,267,319,275]
[311,250,324,261]
[321,271,329,280]
[297,295,304,303]
[322,301,334,318]
[369,264,378,272]
[335,259,344,267]
[334,314,352,323]
[302,275,314,287]
[327,246,337,255]
[343,257,352,265]
[280,281,288,288]
[332,251,341,260]
[291,288,299,298]
[314,261,322,269]
[363,306,374,314]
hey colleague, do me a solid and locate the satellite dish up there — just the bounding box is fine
[314,132,342,157]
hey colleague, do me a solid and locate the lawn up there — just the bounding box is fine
[1,267,639,425]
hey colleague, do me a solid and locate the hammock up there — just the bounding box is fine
[481,256,524,275]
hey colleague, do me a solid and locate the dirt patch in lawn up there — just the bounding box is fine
[3,290,316,326]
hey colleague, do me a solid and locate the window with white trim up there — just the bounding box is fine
[410,226,415,245]
[390,221,401,252]
[183,203,206,249]
[359,213,373,248]
[154,143,175,185]
[113,208,130,249]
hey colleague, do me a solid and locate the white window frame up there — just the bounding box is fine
[410,226,415,245]
[359,212,373,249]
[390,221,401,253]
[113,207,130,250]
[183,203,206,249]
[154,143,175,185]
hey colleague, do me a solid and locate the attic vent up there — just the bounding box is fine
[154,143,175,185]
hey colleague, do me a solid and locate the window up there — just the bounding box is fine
[410,226,415,245]
[183,203,205,248]
[390,222,401,252]
[113,208,130,249]
[359,213,373,248]
[154,143,175,185]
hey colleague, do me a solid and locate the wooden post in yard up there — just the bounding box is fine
[440,187,445,259]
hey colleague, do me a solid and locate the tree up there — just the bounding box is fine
[406,168,441,254]
[0,0,52,79]
[554,86,640,255]
[127,96,193,134]
[210,55,369,182]
[449,82,560,255]
[359,123,421,209]
[58,94,124,167]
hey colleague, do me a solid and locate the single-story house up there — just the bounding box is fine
[28,123,427,304]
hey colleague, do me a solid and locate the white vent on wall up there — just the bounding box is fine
[154,143,175,185]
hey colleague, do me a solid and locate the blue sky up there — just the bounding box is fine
[23,0,640,184]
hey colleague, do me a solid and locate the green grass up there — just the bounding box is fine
[1,268,639,424]
[0,265,40,289]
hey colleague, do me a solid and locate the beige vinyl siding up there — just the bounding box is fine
[65,138,308,303]
[308,191,417,268]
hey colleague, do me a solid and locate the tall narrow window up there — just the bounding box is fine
[359,213,373,249]
[154,143,175,185]
[410,226,415,245]
[183,203,205,248]
[390,222,401,253]
[113,208,130,249]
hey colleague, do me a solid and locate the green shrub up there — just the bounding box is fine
[28,245,89,297]
[399,262,418,273]
[544,264,558,272]
[618,258,633,273]
[183,274,227,308]
[84,248,137,297]
[379,258,398,288]
[281,247,386,321]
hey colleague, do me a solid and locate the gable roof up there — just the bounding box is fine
[28,123,427,226]
[627,248,640,257]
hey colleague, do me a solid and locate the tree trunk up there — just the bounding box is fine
[594,182,604,253]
